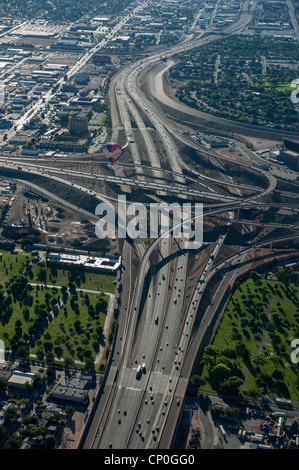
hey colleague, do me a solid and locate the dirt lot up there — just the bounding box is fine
[235,135,281,152]
[1,182,111,252]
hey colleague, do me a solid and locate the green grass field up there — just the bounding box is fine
[0,251,30,285]
[0,249,116,367]
[264,81,296,93]
[196,276,299,400]
[0,286,58,342]
[31,290,109,362]
[29,260,116,293]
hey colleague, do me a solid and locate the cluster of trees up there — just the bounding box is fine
[210,405,240,418]
[0,274,37,351]
[0,261,108,370]
[191,344,246,395]
[173,36,299,130]
[0,0,133,22]
[273,265,299,287]
[34,289,108,369]
[191,274,299,398]
[0,272,63,354]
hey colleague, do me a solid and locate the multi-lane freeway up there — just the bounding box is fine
[77,0,299,450]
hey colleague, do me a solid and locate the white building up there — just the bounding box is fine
[47,252,121,273]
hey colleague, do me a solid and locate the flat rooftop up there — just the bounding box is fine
[47,252,121,272]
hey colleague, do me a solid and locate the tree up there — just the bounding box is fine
[64,355,75,370]
[74,319,82,334]
[209,363,231,389]
[65,406,74,417]
[33,373,42,387]
[16,345,29,363]
[21,238,34,250]
[84,356,94,372]
[190,374,205,389]
[4,407,21,422]
[0,424,7,440]
[54,345,63,359]
[2,435,23,449]
[24,381,33,393]
[22,415,39,425]
[247,388,260,400]
[202,345,220,369]
[0,377,7,393]
[44,435,56,448]
[45,351,54,365]
[220,377,243,395]
[61,285,68,296]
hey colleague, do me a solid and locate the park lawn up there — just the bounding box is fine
[210,277,266,355]
[246,344,299,400]
[268,299,299,342]
[0,286,58,344]
[198,276,299,399]
[31,290,109,362]
[0,251,30,285]
[29,261,70,286]
[29,261,116,293]
[264,81,296,93]
[78,272,116,293]
[276,82,298,92]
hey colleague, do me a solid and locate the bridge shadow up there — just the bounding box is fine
[130,240,192,342]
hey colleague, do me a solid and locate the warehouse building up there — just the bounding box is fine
[51,376,89,404]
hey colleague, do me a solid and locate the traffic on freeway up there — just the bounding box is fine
[0,0,298,454]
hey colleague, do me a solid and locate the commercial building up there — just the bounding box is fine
[50,40,84,51]
[0,118,12,129]
[283,138,299,153]
[70,24,98,32]
[92,54,112,65]
[32,70,58,80]
[39,138,88,152]
[51,376,89,404]
[74,73,90,85]
[47,252,121,273]
[279,149,299,169]
[93,17,111,23]
[7,370,34,389]
[68,114,89,135]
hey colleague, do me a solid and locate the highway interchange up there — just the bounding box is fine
[1,0,299,451]
[79,0,299,450]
